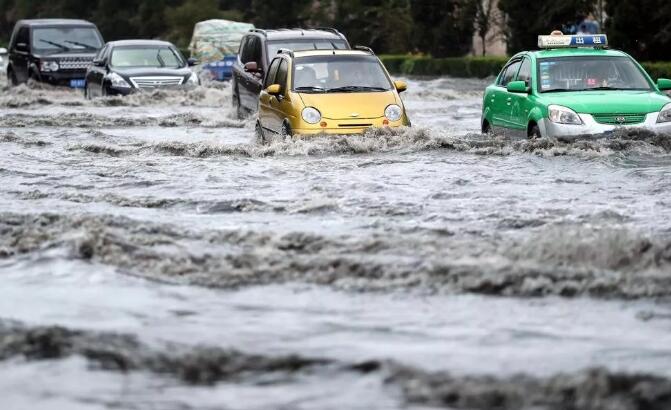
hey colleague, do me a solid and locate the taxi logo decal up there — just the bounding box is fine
[615,116,627,123]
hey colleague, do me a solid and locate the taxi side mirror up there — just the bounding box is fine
[507,80,529,93]
[394,80,407,93]
[266,84,281,96]
[187,58,198,67]
[657,78,671,91]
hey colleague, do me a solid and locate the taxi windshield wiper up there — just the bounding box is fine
[294,86,326,93]
[584,86,630,91]
[39,39,70,51]
[64,40,97,50]
[542,88,576,93]
[327,85,388,93]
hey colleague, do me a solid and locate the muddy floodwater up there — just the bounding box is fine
[1,76,671,410]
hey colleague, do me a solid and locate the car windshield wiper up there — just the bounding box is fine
[64,40,97,50]
[584,86,631,91]
[327,85,388,93]
[39,39,70,51]
[294,86,326,93]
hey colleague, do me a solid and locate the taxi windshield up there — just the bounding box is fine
[292,55,392,93]
[537,56,652,93]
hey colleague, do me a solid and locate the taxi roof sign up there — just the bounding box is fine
[538,34,608,49]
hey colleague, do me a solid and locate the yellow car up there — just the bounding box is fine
[255,48,410,140]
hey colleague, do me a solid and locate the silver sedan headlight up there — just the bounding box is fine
[385,104,402,122]
[657,103,671,123]
[548,104,583,125]
[302,107,321,124]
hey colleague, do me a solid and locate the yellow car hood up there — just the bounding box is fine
[298,91,398,120]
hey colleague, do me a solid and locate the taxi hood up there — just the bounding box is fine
[297,91,398,119]
[537,90,670,114]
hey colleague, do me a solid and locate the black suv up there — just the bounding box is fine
[232,28,350,118]
[6,19,104,88]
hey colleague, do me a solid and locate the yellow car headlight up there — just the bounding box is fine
[302,107,321,124]
[385,104,402,122]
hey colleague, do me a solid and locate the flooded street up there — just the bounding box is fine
[1,76,671,409]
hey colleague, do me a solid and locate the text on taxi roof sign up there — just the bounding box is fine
[538,34,608,49]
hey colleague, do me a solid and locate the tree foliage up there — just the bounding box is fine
[605,0,671,61]
[0,0,475,56]
[498,0,593,53]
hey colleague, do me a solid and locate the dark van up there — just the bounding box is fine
[6,19,104,88]
[232,28,350,118]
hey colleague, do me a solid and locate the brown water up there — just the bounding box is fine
[1,76,671,410]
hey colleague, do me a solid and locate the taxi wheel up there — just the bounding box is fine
[8,69,18,87]
[528,124,542,139]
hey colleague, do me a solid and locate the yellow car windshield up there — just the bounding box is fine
[293,55,392,93]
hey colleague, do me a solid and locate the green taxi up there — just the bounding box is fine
[481,34,671,138]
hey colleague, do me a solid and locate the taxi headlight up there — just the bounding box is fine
[385,104,403,122]
[657,103,671,123]
[40,60,59,72]
[106,72,131,89]
[302,107,321,124]
[548,104,583,125]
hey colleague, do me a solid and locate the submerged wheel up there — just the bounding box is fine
[255,121,267,144]
[528,124,541,139]
[280,121,292,138]
[8,69,19,87]
[84,83,91,99]
[482,121,492,135]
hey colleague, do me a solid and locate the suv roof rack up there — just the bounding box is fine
[354,45,374,54]
[250,28,267,36]
[312,27,345,37]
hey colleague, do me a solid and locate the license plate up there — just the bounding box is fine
[69,79,86,89]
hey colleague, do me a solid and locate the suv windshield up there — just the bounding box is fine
[267,39,347,60]
[293,55,391,93]
[31,27,102,53]
[538,56,652,93]
[111,47,184,68]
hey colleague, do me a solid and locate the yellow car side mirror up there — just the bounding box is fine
[394,80,407,93]
[266,84,282,96]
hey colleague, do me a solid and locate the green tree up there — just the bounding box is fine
[411,0,476,57]
[605,0,671,61]
[499,0,593,53]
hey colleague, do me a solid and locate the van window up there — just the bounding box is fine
[264,58,281,87]
[250,37,262,64]
[239,37,251,63]
[16,27,29,49]
[276,59,289,93]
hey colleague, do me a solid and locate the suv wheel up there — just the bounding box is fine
[8,68,19,87]
[528,124,542,139]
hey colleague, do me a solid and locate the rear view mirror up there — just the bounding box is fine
[244,61,260,73]
[657,78,671,91]
[507,80,529,93]
[92,59,105,67]
[394,80,407,93]
[187,58,198,67]
[15,42,28,52]
[266,84,281,96]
